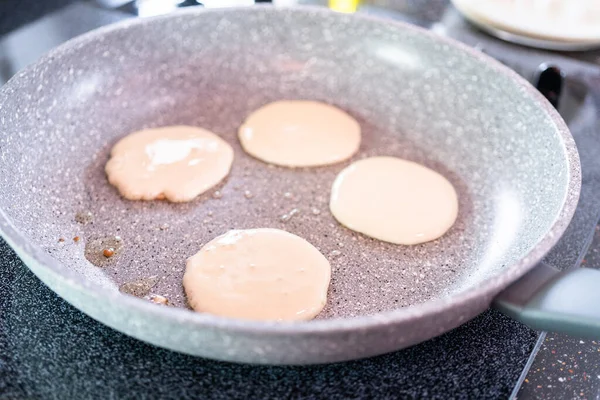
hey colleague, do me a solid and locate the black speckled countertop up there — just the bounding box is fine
[517,226,600,400]
[0,0,77,36]
[0,1,600,399]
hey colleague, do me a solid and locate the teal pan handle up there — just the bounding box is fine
[493,263,600,337]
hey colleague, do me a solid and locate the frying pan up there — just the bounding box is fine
[0,6,596,365]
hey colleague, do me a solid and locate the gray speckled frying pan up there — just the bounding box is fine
[0,6,597,365]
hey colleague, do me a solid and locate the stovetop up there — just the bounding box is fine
[0,1,599,399]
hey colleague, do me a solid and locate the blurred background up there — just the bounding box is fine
[0,1,599,399]
[1,0,599,86]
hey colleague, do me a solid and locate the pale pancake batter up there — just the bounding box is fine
[183,228,331,321]
[105,126,234,202]
[238,100,361,167]
[330,156,458,245]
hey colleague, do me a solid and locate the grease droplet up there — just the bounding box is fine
[244,190,254,199]
[119,276,158,297]
[84,236,124,267]
[212,190,223,199]
[103,248,115,258]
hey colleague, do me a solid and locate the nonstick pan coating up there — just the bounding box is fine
[0,7,579,364]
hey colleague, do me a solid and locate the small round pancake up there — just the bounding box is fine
[238,100,361,167]
[330,156,458,245]
[105,125,233,202]
[183,228,332,321]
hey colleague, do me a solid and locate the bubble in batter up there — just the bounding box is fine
[105,126,234,202]
[183,228,331,321]
[238,100,361,167]
[330,156,459,245]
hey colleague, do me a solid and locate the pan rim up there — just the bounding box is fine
[0,5,581,336]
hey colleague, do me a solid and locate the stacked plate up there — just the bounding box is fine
[451,0,600,50]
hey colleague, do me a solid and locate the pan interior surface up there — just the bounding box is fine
[0,8,573,321]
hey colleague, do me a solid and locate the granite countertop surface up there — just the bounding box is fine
[518,229,600,399]
[0,0,78,36]
[1,1,600,399]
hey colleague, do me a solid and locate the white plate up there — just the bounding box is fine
[451,0,600,50]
